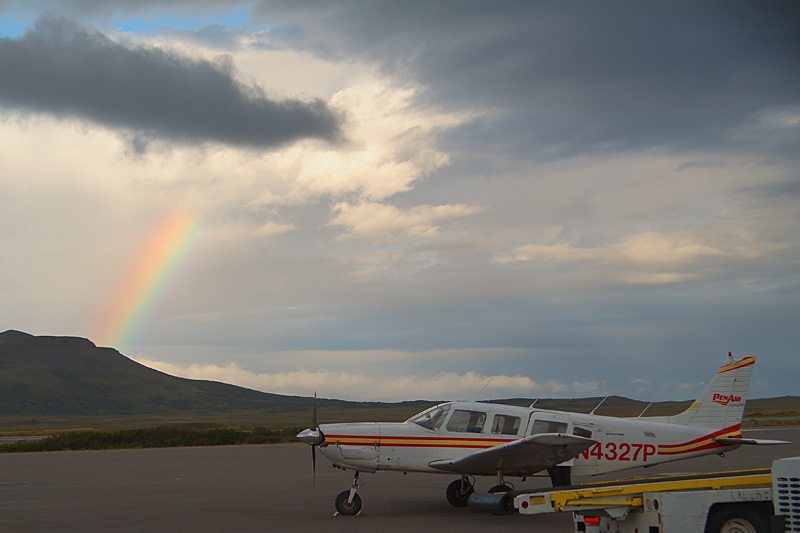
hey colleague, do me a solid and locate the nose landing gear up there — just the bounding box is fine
[334,471,363,516]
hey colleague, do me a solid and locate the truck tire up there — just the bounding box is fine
[704,504,768,533]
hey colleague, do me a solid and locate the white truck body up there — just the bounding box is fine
[511,456,799,532]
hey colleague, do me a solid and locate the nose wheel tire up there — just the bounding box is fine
[335,490,362,515]
[446,479,475,507]
[488,484,512,493]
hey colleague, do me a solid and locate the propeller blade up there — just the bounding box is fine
[312,391,318,488]
[312,442,316,488]
[312,391,317,431]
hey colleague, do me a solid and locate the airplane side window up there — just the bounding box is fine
[530,420,568,435]
[573,426,593,439]
[446,410,487,433]
[491,414,521,435]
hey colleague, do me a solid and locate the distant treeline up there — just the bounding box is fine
[0,426,304,453]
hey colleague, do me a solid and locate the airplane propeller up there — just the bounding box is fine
[296,392,324,487]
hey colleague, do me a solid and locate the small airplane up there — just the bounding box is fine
[297,353,789,515]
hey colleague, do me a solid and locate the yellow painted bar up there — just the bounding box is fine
[546,473,771,512]
[554,497,642,512]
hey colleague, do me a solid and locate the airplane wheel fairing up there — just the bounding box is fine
[335,491,362,515]
[488,484,512,493]
[446,479,474,507]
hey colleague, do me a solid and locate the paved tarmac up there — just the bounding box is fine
[1,427,798,532]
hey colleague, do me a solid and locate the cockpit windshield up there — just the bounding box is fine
[406,403,451,431]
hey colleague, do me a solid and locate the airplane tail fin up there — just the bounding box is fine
[665,353,755,429]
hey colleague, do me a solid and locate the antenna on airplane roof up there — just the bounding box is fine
[636,401,654,418]
[529,398,539,408]
[472,377,494,401]
[590,396,609,415]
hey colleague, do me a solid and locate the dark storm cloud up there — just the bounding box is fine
[259,1,800,158]
[0,15,342,148]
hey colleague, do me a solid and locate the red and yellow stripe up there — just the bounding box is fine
[657,425,742,456]
[323,434,516,449]
[717,356,755,374]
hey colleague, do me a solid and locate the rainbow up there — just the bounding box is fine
[94,211,202,351]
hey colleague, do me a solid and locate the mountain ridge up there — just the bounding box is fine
[2,330,797,432]
[0,330,433,430]
[0,329,300,414]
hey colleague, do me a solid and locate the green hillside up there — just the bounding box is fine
[1,330,308,414]
[0,330,430,431]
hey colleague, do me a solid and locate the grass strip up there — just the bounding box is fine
[0,426,304,453]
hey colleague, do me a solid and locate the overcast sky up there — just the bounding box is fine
[2,1,798,403]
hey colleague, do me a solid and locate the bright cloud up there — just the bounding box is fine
[329,201,484,244]
[506,231,746,266]
[497,226,780,285]
[133,357,604,402]
[289,83,461,201]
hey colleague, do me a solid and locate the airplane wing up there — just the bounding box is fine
[428,433,596,477]
[714,437,791,446]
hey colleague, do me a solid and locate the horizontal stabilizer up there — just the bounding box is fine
[714,437,791,446]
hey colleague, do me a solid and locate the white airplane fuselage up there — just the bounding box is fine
[316,402,744,476]
[298,355,788,515]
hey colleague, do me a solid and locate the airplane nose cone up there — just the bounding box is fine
[296,428,324,446]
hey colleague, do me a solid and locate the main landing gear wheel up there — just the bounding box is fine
[335,490,362,516]
[446,478,474,507]
[488,484,512,493]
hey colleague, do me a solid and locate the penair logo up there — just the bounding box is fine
[713,393,742,406]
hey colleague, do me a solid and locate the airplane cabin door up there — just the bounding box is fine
[525,411,574,466]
